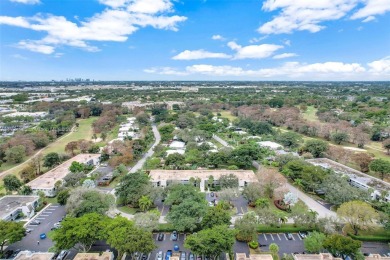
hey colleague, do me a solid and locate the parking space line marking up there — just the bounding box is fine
[270,234,274,241]
[284,233,288,240]
[298,235,302,240]
[292,234,296,241]
[277,234,281,240]
[263,234,267,241]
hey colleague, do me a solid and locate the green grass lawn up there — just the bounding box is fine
[42,116,97,155]
[301,106,320,123]
[0,117,97,192]
[216,110,237,121]
[345,225,390,242]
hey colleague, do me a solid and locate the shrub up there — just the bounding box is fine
[248,240,259,249]
[235,233,253,242]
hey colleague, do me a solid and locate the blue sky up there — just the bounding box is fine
[0,0,389,81]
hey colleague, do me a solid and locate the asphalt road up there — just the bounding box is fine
[130,124,161,174]
[7,204,66,253]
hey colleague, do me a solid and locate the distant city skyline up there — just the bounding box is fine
[0,0,389,81]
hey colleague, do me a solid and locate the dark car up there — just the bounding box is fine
[56,250,69,260]
[285,233,293,240]
[210,192,214,197]
[172,231,178,241]
[10,250,21,258]
[165,250,172,260]
[30,220,41,225]
[141,254,148,260]
[298,231,308,239]
[4,250,14,259]
[158,233,164,241]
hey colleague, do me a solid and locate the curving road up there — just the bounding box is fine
[212,134,336,219]
[129,124,161,173]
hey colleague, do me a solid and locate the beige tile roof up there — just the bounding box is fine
[73,252,113,260]
[149,169,258,182]
[27,154,100,189]
[14,251,55,260]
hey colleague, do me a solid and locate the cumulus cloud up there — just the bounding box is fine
[0,0,186,54]
[211,35,225,41]
[258,0,390,34]
[172,49,231,60]
[10,0,40,4]
[273,53,298,59]
[227,41,283,59]
[145,61,370,79]
[368,57,390,75]
[351,0,390,20]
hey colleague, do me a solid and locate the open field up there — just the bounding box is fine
[42,116,96,155]
[301,106,319,122]
[0,117,97,193]
[217,110,237,121]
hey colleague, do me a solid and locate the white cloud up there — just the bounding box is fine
[172,50,231,60]
[258,0,390,34]
[273,53,298,59]
[351,0,390,20]
[227,41,283,59]
[212,34,225,41]
[145,61,369,79]
[10,0,40,4]
[17,40,55,54]
[0,0,186,54]
[368,57,390,75]
[259,0,358,34]
[361,15,376,22]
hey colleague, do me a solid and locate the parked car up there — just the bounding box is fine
[285,233,293,240]
[180,252,186,260]
[56,250,69,260]
[157,251,163,260]
[298,231,308,239]
[172,231,178,241]
[189,253,195,260]
[165,250,172,260]
[210,192,214,197]
[30,220,41,225]
[141,254,148,260]
[158,233,164,241]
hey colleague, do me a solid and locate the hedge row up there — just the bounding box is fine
[347,233,390,243]
[257,224,316,233]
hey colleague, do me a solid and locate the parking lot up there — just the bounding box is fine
[258,233,305,255]
[6,204,66,253]
[205,192,249,214]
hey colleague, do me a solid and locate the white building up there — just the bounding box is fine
[257,141,283,150]
[0,195,39,221]
[27,154,100,197]
[169,141,186,149]
[149,169,258,192]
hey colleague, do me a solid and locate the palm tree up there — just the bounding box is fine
[138,196,153,212]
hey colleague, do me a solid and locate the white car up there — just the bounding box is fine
[157,251,163,260]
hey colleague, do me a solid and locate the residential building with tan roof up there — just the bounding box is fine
[293,253,342,260]
[73,252,114,260]
[27,153,100,197]
[14,251,55,260]
[149,169,258,192]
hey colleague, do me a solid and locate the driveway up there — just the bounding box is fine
[7,204,66,252]
[286,183,337,219]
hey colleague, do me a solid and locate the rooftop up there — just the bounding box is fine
[257,141,283,150]
[27,154,100,189]
[73,252,114,260]
[0,195,39,220]
[293,253,341,260]
[14,251,55,260]
[149,169,258,182]
[236,253,273,260]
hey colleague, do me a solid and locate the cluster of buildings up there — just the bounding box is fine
[307,158,390,202]
[13,251,114,260]
[117,117,139,141]
[122,101,184,111]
